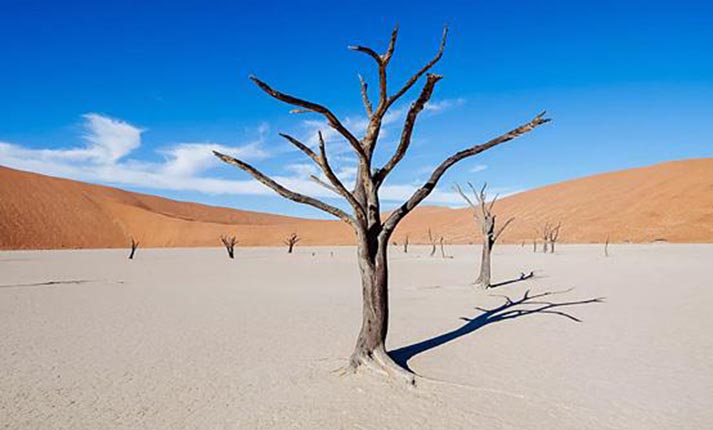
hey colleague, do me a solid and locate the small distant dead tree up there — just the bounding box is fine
[284,233,301,253]
[439,236,452,258]
[604,236,610,257]
[220,235,238,259]
[533,238,538,253]
[456,183,514,288]
[403,235,409,253]
[213,26,549,382]
[428,229,437,257]
[542,222,562,254]
[128,237,139,260]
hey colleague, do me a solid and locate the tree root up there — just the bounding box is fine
[338,346,417,387]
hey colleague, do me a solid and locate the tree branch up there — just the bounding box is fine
[454,183,476,208]
[279,133,319,165]
[310,174,340,194]
[249,76,367,160]
[213,150,354,225]
[349,25,399,109]
[315,131,367,222]
[495,217,515,241]
[381,112,550,234]
[358,74,373,117]
[386,26,448,108]
[383,25,399,65]
[375,73,442,185]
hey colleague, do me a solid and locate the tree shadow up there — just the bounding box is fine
[489,271,535,288]
[389,288,604,372]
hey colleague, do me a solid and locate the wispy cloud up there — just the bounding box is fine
[0,103,473,211]
[469,164,488,173]
[0,113,269,195]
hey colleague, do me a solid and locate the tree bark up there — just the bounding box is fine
[350,238,388,363]
[475,239,492,287]
[346,230,413,382]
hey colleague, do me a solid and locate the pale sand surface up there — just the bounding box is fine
[1,245,711,429]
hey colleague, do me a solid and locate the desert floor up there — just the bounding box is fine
[1,244,711,429]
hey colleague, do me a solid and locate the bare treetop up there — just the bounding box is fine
[214,25,549,237]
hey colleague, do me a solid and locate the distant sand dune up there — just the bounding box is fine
[1,158,713,249]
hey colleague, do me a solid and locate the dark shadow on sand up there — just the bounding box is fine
[389,288,604,372]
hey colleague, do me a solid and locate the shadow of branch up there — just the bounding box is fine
[489,271,535,288]
[389,288,604,372]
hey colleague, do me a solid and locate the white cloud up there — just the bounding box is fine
[469,164,488,173]
[0,113,270,195]
[81,113,143,164]
[424,98,466,113]
[0,104,477,213]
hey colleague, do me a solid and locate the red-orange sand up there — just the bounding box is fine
[2,158,712,249]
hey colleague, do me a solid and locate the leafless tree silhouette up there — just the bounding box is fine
[455,183,514,288]
[439,236,452,259]
[604,235,610,257]
[546,222,562,253]
[128,237,139,260]
[220,235,238,259]
[403,235,409,254]
[284,233,301,254]
[214,26,549,382]
[428,228,437,257]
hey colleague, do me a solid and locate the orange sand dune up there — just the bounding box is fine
[2,158,713,249]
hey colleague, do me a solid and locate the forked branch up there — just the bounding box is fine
[376,73,443,184]
[249,76,367,160]
[382,112,550,234]
[213,151,354,225]
[386,26,448,109]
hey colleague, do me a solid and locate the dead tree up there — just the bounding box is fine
[284,233,301,253]
[533,238,538,253]
[428,229,437,257]
[128,237,139,260]
[220,235,238,259]
[213,26,549,382]
[542,222,562,254]
[456,183,514,288]
[548,222,562,253]
[604,236,610,257]
[403,235,409,253]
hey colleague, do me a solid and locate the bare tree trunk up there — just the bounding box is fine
[550,240,555,253]
[604,236,610,257]
[347,233,411,381]
[475,239,492,287]
[288,243,295,253]
[533,239,537,252]
[543,240,549,253]
[439,237,447,258]
[403,236,409,253]
[428,229,436,257]
[128,238,139,260]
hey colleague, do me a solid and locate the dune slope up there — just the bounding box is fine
[1,158,712,249]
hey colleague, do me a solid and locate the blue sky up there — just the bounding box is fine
[1,0,712,218]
